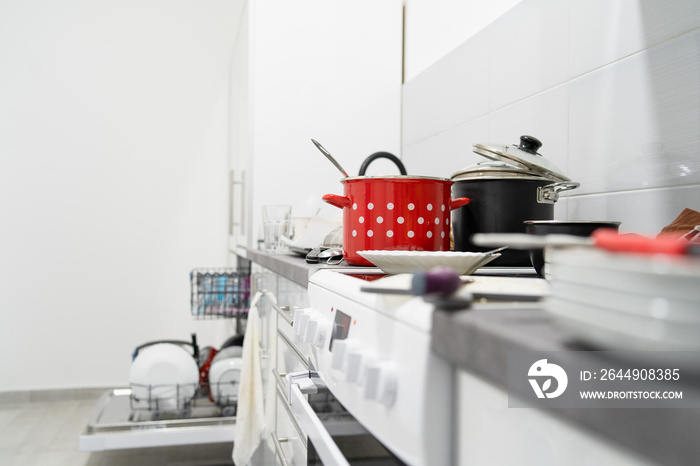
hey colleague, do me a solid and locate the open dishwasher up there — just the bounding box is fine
[80,267,250,451]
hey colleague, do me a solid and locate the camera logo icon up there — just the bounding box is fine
[528,359,568,399]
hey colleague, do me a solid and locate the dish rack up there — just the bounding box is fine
[190,265,251,320]
[130,382,239,420]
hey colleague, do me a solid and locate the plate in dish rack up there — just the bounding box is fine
[357,250,500,275]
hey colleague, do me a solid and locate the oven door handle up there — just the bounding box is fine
[286,371,350,466]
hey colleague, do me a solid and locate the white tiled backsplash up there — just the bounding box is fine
[402,0,700,235]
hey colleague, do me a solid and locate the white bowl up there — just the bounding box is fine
[209,357,242,405]
[129,343,199,410]
[357,250,500,275]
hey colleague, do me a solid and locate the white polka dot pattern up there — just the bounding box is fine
[345,190,453,254]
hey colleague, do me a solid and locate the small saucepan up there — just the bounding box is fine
[322,152,470,266]
[525,220,621,276]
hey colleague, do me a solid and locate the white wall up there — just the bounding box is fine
[0,1,243,391]
[402,0,700,235]
[231,0,403,250]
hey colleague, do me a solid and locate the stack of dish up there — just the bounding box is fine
[543,247,700,350]
[129,343,200,411]
[208,346,243,405]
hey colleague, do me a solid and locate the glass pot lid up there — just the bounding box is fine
[454,135,571,182]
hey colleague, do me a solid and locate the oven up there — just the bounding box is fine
[271,268,453,466]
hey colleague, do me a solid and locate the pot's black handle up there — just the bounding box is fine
[358,152,408,176]
[518,135,543,155]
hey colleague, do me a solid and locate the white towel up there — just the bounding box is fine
[233,291,266,466]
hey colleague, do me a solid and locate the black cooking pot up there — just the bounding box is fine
[525,220,621,276]
[451,136,579,266]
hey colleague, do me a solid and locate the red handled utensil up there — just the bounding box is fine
[473,229,700,256]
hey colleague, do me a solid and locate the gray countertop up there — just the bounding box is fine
[432,305,700,466]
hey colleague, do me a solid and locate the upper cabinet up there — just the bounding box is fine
[228,0,403,251]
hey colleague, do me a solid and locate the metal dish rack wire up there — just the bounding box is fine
[190,265,251,320]
[130,381,239,420]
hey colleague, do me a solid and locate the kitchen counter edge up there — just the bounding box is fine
[236,246,364,288]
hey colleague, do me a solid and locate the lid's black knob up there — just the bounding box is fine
[518,135,542,155]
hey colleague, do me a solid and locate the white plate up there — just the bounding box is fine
[129,343,199,410]
[209,357,242,404]
[356,250,500,275]
[212,345,243,363]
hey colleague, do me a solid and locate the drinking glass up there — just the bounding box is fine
[262,205,292,253]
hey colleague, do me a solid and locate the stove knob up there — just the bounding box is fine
[331,339,357,372]
[293,309,312,339]
[304,316,329,346]
[345,348,363,383]
[364,362,382,400]
[303,318,319,344]
[346,349,375,385]
[312,318,330,348]
[364,362,397,406]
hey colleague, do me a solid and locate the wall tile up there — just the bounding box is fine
[489,0,569,111]
[489,84,570,177]
[402,135,442,177]
[403,116,490,179]
[439,116,491,177]
[570,0,700,78]
[402,63,441,147]
[437,29,491,131]
[569,29,700,195]
[568,185,700,235]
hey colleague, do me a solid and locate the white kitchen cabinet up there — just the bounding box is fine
[228,0,403,251]
[456,370,657,466]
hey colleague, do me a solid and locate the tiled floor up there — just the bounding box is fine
[0,393,234,466]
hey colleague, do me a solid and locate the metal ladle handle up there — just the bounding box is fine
[311,139,349,178]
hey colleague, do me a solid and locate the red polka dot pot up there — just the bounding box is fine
[323,176,470,266]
